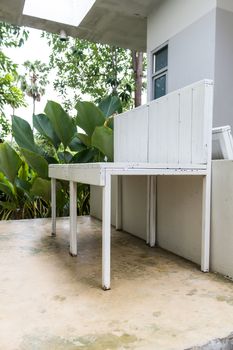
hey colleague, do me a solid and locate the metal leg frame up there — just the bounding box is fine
[51,178,56,236]
[102,173,111,290]
[116,175,122,231]
[201,173,211,272]
[69,181,78,257]
[147,176,156,247]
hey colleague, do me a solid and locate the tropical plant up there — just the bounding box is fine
[0,95,121,220]
[0,22,29,139]
[20,60,50,117]
[42,32,145,110]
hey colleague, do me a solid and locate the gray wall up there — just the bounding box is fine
[90,162,233,279]
[211,160,233,278]
[167,10,216,92]
[214,8,233,130]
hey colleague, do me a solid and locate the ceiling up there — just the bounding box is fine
[0,0,161,51]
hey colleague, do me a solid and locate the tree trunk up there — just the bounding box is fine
[132,51,144,107]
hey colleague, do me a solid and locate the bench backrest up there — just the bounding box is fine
[114,80,213,165]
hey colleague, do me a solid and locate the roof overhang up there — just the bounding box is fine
[0,0,160,51]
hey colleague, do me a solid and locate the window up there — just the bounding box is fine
[152,45,168,100]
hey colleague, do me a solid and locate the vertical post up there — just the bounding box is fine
[69,181,77,257]
[149,176,156,247]
[51,178,56,236]
[201,173,211,272]
[146,176,156,246]
[146,176,150,244]
[102,173,111,290]
[116,175,122,230]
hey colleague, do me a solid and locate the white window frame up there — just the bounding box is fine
[151,43,168,100]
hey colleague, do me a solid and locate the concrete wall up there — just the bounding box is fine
[90,162,233,279]
[147,0,217,52]
[167,11,216,93]
[211,160,233,278]
[213,8,233,130]
[147,0,217,99]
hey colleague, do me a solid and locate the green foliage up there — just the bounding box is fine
[12,115,38,152]
[0,22,29,139]
[76,101,106,136]
[92,126,113,162]
[0,94,120,220]
[42,32,135,109]
[33,114,60,150]
[0,143,22,183]
[44,101,76,149]
[20,60,50,115]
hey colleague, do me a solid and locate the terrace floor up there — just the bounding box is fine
[0,216,233,350]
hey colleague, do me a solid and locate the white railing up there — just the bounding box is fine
[114,80,213,166]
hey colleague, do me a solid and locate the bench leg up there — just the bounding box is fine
[201,173,211,272]
[102,174,111,290]
[116,175,122,230]
[69,181,77,257]
[147,176,156,247]
[51,178,56,236]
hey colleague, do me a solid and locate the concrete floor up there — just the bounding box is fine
[0,217,233,350]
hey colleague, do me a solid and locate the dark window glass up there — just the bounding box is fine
[154,75,166,99]
[154,46,168,72]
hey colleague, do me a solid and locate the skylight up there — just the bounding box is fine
[23,0,96,27]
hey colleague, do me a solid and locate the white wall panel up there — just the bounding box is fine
[114,104,148,162]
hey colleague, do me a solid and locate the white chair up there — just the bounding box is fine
[212,125,233,160]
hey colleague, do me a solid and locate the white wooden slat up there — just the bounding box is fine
[149,96,168,163]
[191,83,206,164]
[114,79,213,166]
[178,87,192,164]
[114,105,149,162]
[166,92,180,163]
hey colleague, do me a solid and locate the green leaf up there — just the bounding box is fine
[71,148,96,163]
[15,178,31,192]
[0,201,17,210]
[18,161,28,182]
[33,114,60,149]
[31,177,51,202]
[77,133,91,147]
[68,135,86,152]
[75,101,105,136]
[0,182,14,198]
[0,142,22,183]
[99,95,122,117]
[20,148,48,179]
[57,151,73,164]
[44,101,76,149]
[12,116,37,153]
[92,126,113,161]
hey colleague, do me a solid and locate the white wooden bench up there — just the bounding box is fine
[49,79,213,290]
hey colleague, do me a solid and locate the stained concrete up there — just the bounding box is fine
[0,217,233,350]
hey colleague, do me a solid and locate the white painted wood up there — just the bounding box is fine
[146,176,150,244]
[102,173,111,290]
[49,79,214,289]
[146,176,156,246]
[201,80,213,272]
[192,83,206,164]
[49,164,105,186]
[116,176,122,230]
[212,125,233,160]
[148,80,213,166]
[179,88,192,163]
[149,176,156,247]
[201,174,211,272]
[114,104,149,162]
[51,178,56,236]
[69,181,78,256]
